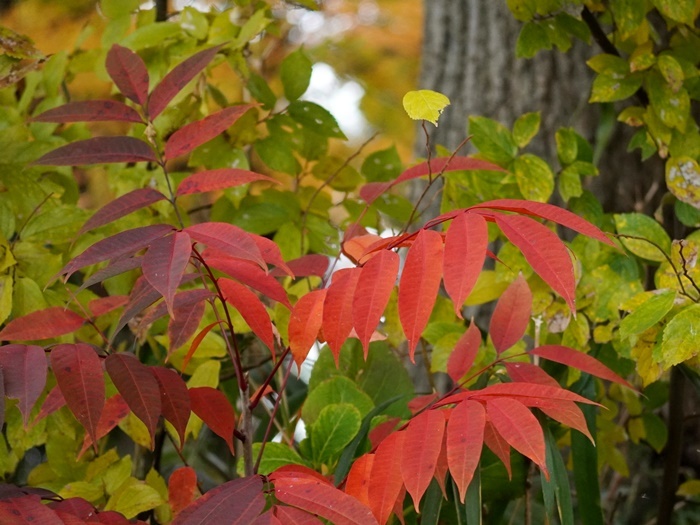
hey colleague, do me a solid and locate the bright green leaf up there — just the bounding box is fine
[620,290,676,339]
[309,403,362,467]
[469,116,518,166]
[281,48,313,101]
[302,376,374,425]
[516,21,551,58]
[288,101,346,139]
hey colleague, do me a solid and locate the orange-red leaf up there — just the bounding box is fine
[36,384,66,423]
[353,250,399,356]
[79,188,166,235]
[444,382,599,407]
[51,343,105,448]
[486,397,548,477]
[169,467,198,516]
[151,367,190,449]
[398,230,444,361]
[143,232,192,317]
[483,420,511,477]
[527,398,593,442]
[0,307,85,341]
[345,454,374,508]
[165,105,253,160]
[368,430,405,524]
[269,254,328,278]
[105,353,161,449]
[219,277,275,352]
[443,212,488,316]
[189,386,236,455]
[489,274,532,354]
[252,236,294,277]
[33,136,156,166]
[447,321,481,382]
[323,268,361,362]
[504,361,559,387]
[493,214,575,311]
[447,400,485,502]
[185,223,265,270]
[182,321,222,372]
[530,345,634,389]
[0,344,46,425]
[106,44,149,106]
[79,394,130,457]
[289,289,327,368]
[273,506,323,525]
[88,296,129,318]
[176,169,278,196]
[401,409,445,511]
[33,100,144,123]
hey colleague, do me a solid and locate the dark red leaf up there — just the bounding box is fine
[486,397,548,476]
[398,229,444,361]
[151,367,190,449]
[33,137,156,166]
[483,420,511,477]
[79,188,167,235]
[48,497,95,519]
[251,510,282,525]
[105,353,161,449]
[0,307,85,341]
[269,254,328,278]
[352,250,399,356]
[185,223,265,270]
[176,169,278,196]
[0,495,64,525]
[493,213,576,311]
[322,268,361,362]
[489,274,532,354]
[137,288,212,335]
[79,394,130,457]
[447,400,485,502]
[530,344,634,389]
[36,384,66,423]
[274,506,323,525]
[189,387,236,455]
[368,430,405,525]
[76,257,143,294]
[0,368,4,431]
[113,276,159,337]
[401,409,445,511]
[51,343,105,448]
[32,100,143,123]
[60,224,174,282]
[504,361,559,387]
[345,454,374,508]
[443,212,488,316]
[219,278,275,351]
[447,321,481,382]
[88,296,129,318]
[168,466,198,516]
[289,289,327,368]
[148,44,225,119]
[106,44,149,106]
[0,344,47,425]
[172,476,264,525]
[169,298,206,352]
[88,510,135,523]
[142,232,192,316]
[165,105,253,160]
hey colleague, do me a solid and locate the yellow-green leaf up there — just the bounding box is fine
[105,481,164,519]
[658,304,700,368]
[666,156,700,208]
[614,213,672,262]
[513,153,554,202]
[402,90,450,126]
[619,290,676,339]
[513,112,541,148]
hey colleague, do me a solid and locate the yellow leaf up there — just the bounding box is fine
[105,481,164,519]
[402,90,450,126]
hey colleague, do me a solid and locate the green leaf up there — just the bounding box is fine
[506,0,536,21]
[657,54,684,92]
[105,482,164,519]
[465,461,482,525]
[309,403,362,467]
[232,9,270,49]
[658,304,700,368]
[469,116,518,166]
[251,442,308,475]
[675,199,700,227]
[614,213,672,262]
[281,48,313,101]
[558,165,583,202]
[302,376,374,425]
[620,290,676,339]
[651,0,695,24]
[120,23,181,50]
[556,128,579,165]
[247,73,277,110]
[542,426,574,525]
[100,0,140,19]
[513,154,554,202]
[288,101,346,139]
[647,72,690,131]
[402,90,450,126]
[590,73,643,103]
[610,0,647,40]
[513,112,541,148]
[255,136,299,174]
[361,146,402,182]
[516,21,551,58]
[666,156,700,208]
[179,7,209,40]
[641,413,667,453]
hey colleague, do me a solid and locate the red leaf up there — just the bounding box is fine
[368,430,405,525]
[443,213,488,316]
[447,321,482,382]
[493,213,576,311]
[169,298,206,352]
[0,368,4,431]
[252,236,293,277]
[148,44,224,119]
[79,188,167,235]
[434,426,449,498]
[33,137,156,166]
[142,232,192,317]
[185,223,265,270]
[0,344,46,425]
[172,476,264,525]
[269,254,328,278]
[151,367,190,449]
[33,100,143,123]
[483,420,511,477]
[352,250,399,356]
[48,497,95,519]
[105,353,161,448]
[401,410,445,511]
[189,387,236,455]
[398,230,444,361]
[272,472,377,525]
[60,224,174,281]
[79,394,130,457]
[36,384,66,422]
[489,274,532,354]
[76,257,143,294]
[203,254,291,308]
[525,398,593,442]
[0,307,85,341]
[345,454,374,508]
[323,268,361,362]
[0,495,64,525]
[368,417,400,449]
[106,44,149,106]
[470,199,615,247]
[447,400,485,502]
[289,289,327,368]
[342,233,382,265]
[51,343,105,448]
[219,278,275,351]
[504,361,559,387]
[137,288,212,335]
[487,397,548,476]
[113,276,160,337]
[177,168,278,196]
[530,345,634,389]
[252,510,282,525]
[88,296,129,318]
[165,105,253,160]
[182,321,221,372]
[168,466,198,516]
[439,382,599,407]
[274,506,323,525]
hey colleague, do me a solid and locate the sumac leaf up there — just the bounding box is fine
[169,467,198,516]
[32,100,144,123]
[504,361,559,387]
[189,387,236,455]
[322,268,361,362]
[401,410,445,511]
[483,419,511,477]
[76,257,143,294]
[169,299,206,352]
[79,188,167,235]
[106,44,149,106]
[269,254,328,278]
[0,307,84,341]
[368,430,405,525]
[185,223,265,270]
[151,367,190,449]
[79,394,130,457]
[219,278,275,352]
[36,384,66,423]
[88,296,129,318]
[142,232,192,316]
[33,137,156,166]
[274,506,323,525]
[489,274,532,354]
[176,168,278,196]
[0,344,47,425]
[252,236,293,277]
[172,476,264,525]
[344,454,374,508]
[0,495,64,525]
[289,289,327,368]
[447,400,485,502]
[446,321,481,382]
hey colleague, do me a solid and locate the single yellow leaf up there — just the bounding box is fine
[402,90,450,126]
